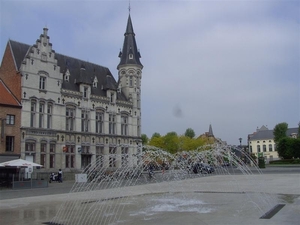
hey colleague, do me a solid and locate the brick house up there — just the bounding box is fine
[0,78,22,162]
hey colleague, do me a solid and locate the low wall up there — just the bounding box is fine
[13,180,48,189]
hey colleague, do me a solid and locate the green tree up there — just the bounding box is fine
[277,137,293,159]
[185,128,195,139]
[273,122,288,143]
[149,136,164,149]
[163,132,179,154]
[151,132,161,139]
[141,134,149,145]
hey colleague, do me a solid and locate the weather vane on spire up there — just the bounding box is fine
[128,0,131,14]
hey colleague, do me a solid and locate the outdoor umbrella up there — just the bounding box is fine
[0,159,43,168]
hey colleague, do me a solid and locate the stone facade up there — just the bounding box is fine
[0,15,143,172]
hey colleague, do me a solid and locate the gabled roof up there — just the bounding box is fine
[7,40,128,101]
[0,78,21,107]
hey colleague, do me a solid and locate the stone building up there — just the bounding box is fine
[248,125,298,162]
[0,14,143,172]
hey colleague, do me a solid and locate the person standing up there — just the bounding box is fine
[58,169,63,183]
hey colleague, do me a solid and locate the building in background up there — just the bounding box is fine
[0,14,143,172]
[248,125,298,163]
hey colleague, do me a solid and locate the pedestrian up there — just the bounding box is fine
[58,169,63,183]
[162,161,166,174]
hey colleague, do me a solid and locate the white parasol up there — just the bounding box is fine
[0,159,43,168]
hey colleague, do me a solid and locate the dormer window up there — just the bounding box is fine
[93,76,98,88]
[83,87,88,98]
[129,54,133,59]
[110,93,114,103]
[65,69,70,82]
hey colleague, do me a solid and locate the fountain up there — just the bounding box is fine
[46,144,281,225]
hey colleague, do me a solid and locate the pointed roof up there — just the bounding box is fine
[117,14,143,69]
[0,78,21,107]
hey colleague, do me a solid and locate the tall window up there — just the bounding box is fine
[39,76,46,90]
[66,107,75,131]
[40,142,46,167]
[263,145,266,152]
[109,114,116,134]
[110,93,114,103]
[257,145,261,153]
[6,136,14,152]
[121,147,128,167]
[96,111,104,133]
[96,146,104,168]
[39,102,45,128]
[121,115,128,135]
[269,144,273,152]
[109,147,116,168]
[129,76,133,87]
[25,142,36,152]
[49,143,55,168]
[30,101,36,127]
[81,110,89,132]
[6,115,15,125]
[65,145,75,168]
[47,104,52,129]
[83,87,88,98]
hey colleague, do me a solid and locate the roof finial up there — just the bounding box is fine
[128,0,131,14]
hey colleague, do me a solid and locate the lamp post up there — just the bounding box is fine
[239,137,242,147]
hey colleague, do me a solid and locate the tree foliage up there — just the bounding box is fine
[141,134,149,145]
[185,128,195,139]
[273,122,288,143]
[277,137,300,159]
[148,130,211,153]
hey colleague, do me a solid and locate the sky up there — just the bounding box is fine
[0,0,299,145]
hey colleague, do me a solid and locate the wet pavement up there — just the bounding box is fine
[0,166,299,225]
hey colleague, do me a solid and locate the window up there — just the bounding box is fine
[121,115,128,135]
[96,146,104,168]
[39,76,46,90]
[30,101,36,127]
[65,145,75,168]
[250,146,252,153]
[109,147,116,168]
[110,93,114,103]
[129,53,133,59]
[263,145,266,152]
[66,107,75,131]
[83,87,88,98]
[96,111,104,133]
[81,110,89,132]
[257,145,261,153]
[40,142,46,167]
[129,76,133,87]
[49,143,55,168]
[6,136,14,152]
[269,144,273,152]
[109,114,116,134]
[47,104,52,129]
[6,115,15,125]
[121,147,128,167]
[39,103,45,128]
[25,142,35,152]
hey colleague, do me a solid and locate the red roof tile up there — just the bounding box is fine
[0,79,20,106]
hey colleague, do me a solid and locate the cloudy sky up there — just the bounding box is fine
[1,0,299,145]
